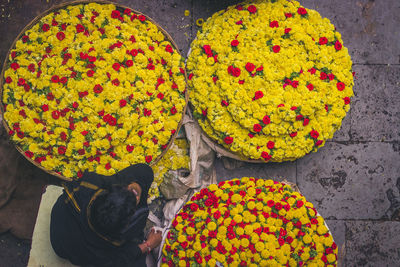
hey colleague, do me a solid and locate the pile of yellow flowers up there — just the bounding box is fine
[1,3,187,178]
[162,177,338,266]
[187,0,354,162]
[149,138,190,203]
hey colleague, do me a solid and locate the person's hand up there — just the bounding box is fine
[146,228,162,248]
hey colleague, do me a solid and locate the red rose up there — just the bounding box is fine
[224,136,233,144]
[289,132,297,137]
[267,200,275,207]
[263,115,270,125]
[247,5,257,14]
[254,90,264,100]
[231,39,239,47]
[5,77,12,83]
[87,69,94,77]
[328,73,335,80]
[56,32,65,41]
[316,140,323,146]
[320,72,328,80]
[285,13,293,18]
[93,84,103,94]
[232,67,241,77]
[10,62,19,70]
[261,151,271,160]
[335,40,342,50]
[25,151,34,158]
[105,163,111,170]
[308,68,316,74]
[72,102,79,109]
[60,132,67,141]
[170,106,177,115]
[22,35,29,43]
[284,28,291,34]
[60,77,68,84]
[165,44,174,54]
[337,82,345,91]
[42,104,49,112]
[297,7,307,15]
[296,115,304,121]
[138,15,146,22]
[344,97,351,105]
[76,24,85,33]
[111,10,120,19]
[221,100,229,106]
[81,131,88,136]
[157,92,164,100]
[145,155,152,163]
[126,60,133,67]
[253,124,262,132]
[42,23,50,32]
[307,83,314,91]
[51,75,59,83]
[303,118,310,126]
[17,78,25,86]
[267,141,275,149]
[112,63,120,71]
[275,202,283,210]
[245,62,255,72]
[319,37,328,45]
[296,200,304,208]
[286,236,294,243]
[272,45,280,53]
[58,146,66,155]
[52,110,60,119]
[269,20,279,28]
[120,99,127,107]
[310,130,319,139]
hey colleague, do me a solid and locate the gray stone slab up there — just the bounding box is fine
[350,65,400,142]
[345,221,400,266]
[300,0,400,64]
[215,157,296,183]
[325,220,346,248]
[297,142,400,220]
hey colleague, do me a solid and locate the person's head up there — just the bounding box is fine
[89,185,137,238]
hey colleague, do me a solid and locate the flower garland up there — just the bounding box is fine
[1,3,187,178]
[149,138,190,203]
[187,0,354,162]
[162,177,338,266]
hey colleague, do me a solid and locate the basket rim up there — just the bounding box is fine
[0,0,189,181]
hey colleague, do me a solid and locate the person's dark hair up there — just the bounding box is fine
[90,185,137,237]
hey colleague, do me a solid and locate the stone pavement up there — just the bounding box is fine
[0,0,399,266]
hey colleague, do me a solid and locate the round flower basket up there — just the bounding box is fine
[187,0,354,163]
[0,0,189,181]
[161,177,339,266]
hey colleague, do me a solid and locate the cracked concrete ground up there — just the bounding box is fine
[0,0,399,266]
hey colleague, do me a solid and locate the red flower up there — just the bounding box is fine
[335,40,342,50]
[111,10,120,19]
[272,45,280,53]
[297,7,307,15]
[285,13,293,18]
[93,84,103,94]
[284,28,291,34]
[320,72,328,80]
[42,104,49,112]
[42,23,50,32]
[307,83,314,91]
[22,35,29,43]
[145,155,152,163]
[231,40,239,47]
[81,131,88,136]
[328,73,335,80]
[337,82,345,91]
[245,62,255,72]
[319,37,328,45]
[253,124,262,132]
[120,99,127,107]
[269,20,279,28]
[76,24,85,33]
[72,102,79,109]
[221,100,229,106]
[247,5,257,14]
[267,141,275,149]
[169,106,178,115]
[263,115,270,125]
[254,90,264,100]
[112,63,120,71]
[51,75,59,83]
[58,146,66,155]
[261,151,271,161]
[316,140,323,146]
[25,151,34,158]
[157,92,164,99]
[296,200,304,208]
[231,67,241,77]
[60,132,67,141]
[52,110,60,119]
[303,118,310,126]
[310,130,319,139]
[56,32,65,41]
[289,132,297,138]
[224,136,233,144]
[296,114,304,121]
[126,60,133,67]
[10,62,19,70]
[105,163,111,170]
[87,70,94,77]
[308,68,316,74]
[165,44,174,54]
[5,77,12,83]
[138,15,146,22]
[60,77,68,84]
[344,97,351,105]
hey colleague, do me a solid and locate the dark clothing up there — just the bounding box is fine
[50,164,154,267]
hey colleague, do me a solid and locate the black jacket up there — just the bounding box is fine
[50,164,154,267]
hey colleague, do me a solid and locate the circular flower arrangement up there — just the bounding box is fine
[187,0,354,162]
[149,138,190,203]
[162,177,338,266]
[1,2,187,179]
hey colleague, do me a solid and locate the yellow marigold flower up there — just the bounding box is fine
[196,18,204,27]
